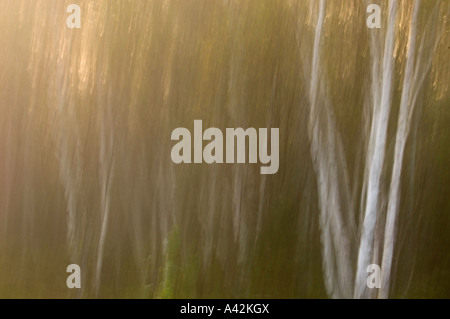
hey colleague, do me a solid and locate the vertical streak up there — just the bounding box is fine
[379,0,419,298]
[307,0,354,298]
[355,0,397,298]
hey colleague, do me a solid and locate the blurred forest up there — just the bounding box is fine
[0,0,449,298]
